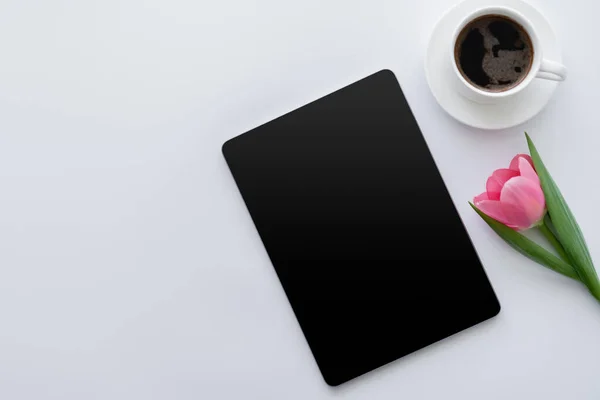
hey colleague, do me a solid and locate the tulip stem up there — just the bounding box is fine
[539,219,570,264]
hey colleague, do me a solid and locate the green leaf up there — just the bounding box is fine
[525,132,600,300]
[539,216,570,263]
[470,203,580,280]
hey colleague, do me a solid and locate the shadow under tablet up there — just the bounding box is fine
[222,69,500,386]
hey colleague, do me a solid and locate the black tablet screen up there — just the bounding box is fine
[222,69,500,386]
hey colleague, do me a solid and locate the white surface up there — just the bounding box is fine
[425,0,561,129]
[0,0,599,399]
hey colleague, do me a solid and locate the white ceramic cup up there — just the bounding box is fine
[450,6,567,104]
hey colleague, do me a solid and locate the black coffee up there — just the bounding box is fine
[455,15,533,92]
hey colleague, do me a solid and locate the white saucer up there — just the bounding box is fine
[425,0,562,130]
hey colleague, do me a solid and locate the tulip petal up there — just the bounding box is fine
[509,154,534,171]
[486,178,503,201]
[477,200,533,229]
[500,176,546,227]
[473,200,507,224]
[486,169,519,200]
[473,192,489,203]
[518,156,540,185]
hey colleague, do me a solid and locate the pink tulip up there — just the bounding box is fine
[473,154,546,230]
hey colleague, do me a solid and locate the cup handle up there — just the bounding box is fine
[536,59,567,81]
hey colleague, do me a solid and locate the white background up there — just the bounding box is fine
[1,0,599,399]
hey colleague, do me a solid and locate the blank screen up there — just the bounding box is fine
[222,69,500,386]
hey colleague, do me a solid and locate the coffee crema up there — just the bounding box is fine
[454,14,533,92]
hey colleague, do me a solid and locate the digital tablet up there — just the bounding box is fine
[222,69,500,386]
